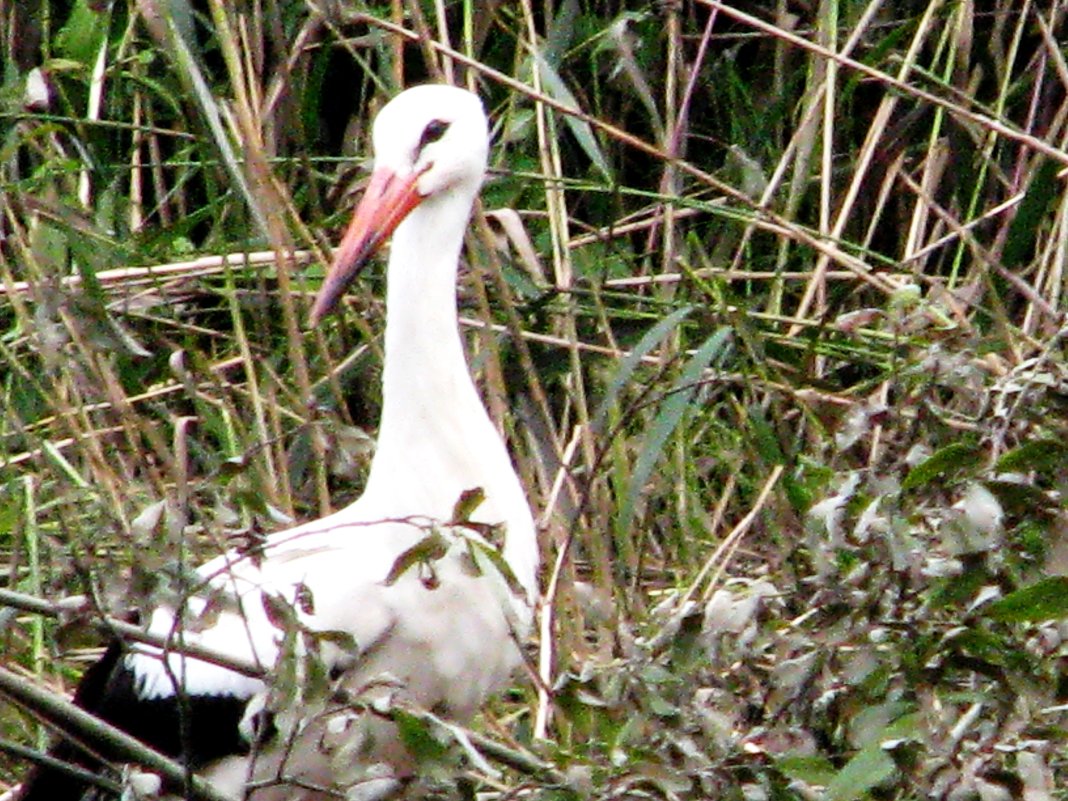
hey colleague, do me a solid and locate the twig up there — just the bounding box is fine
[671,464,784,620]
[0,738,123,796]
[534,425,583,739]
[374,701,564,784]
[0,666,234,801]
[700,0,1068,168]
[0,250,313,297]
[0,588,264,679]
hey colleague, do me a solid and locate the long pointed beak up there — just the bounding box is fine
[308,166,425,327]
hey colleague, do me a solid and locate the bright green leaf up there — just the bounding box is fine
[776,754,836,785]
[984,577,1068,623]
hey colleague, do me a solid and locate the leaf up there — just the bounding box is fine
[592,306,694,433]
[533,52,614,181]
[776,755,836,785]
[983,577,1068,623]
[783,471,814,514]
[995,438,1068,473]
[882,712,921,741]
[645,690,679,718]
[55,0,109,65]
[130,500,167,540]
[41,441,90,488]
[984,479,1056,517]
[901,441,982,490]
[450,487,486,523]
[314,629,360,655]
[383,531,449,586]
[543,0,580,66]
[928,559,987,609]
[946,627,1033,672]
[394,709,449,764]
[1003,158,1059,268]
[850,702,916,748]
[294,581,316,616]
[159,11,269,238]
[619,328,732,534]
[465,538,525,597]
[824,743,896,801]
[261,592,298,632]
[302,640,331,703]
[747,404,786,465]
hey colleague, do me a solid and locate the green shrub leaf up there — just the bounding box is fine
[984,577,1068,623]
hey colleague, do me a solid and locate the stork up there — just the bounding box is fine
[16,84,538,801]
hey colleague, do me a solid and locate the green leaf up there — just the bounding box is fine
[1003,158,1059,268]
[824,743,896,801]
[384,530,449,586]
[261,591,299,632]
[747,404,786,465]
[947,627,1033,672]
[302,641,331,703]
[995,438,1068,473]
[534,52,614,181]
[55,0,110,65]
[782,471,814,514]
[314,629,360,655]
[928,559,988,609]
[645,691,679,718]
[984,577,1068,623]
[619,328,732,534]
[985,479,1056,517]
[159,12,269,238]
[394,709,449,764]
[776,754,836,785]
[883,711,921,740]
[592,306,694,432]
[450,487,486,523]
[464,537,525,596]
[901,442,982,490]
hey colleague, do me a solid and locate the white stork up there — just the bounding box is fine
[17,84,538,801]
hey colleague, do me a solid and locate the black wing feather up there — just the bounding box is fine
[18,641,249,801]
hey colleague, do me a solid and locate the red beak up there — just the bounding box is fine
[308,166,425,327]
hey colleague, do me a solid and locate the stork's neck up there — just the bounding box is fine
[377,188,474,407]
[359,186,537,600]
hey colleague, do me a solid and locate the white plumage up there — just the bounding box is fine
[18,84,538,801]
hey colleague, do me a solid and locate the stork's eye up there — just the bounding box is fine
[418,119,450,152]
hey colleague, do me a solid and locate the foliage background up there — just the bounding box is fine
[3,0,1068,798]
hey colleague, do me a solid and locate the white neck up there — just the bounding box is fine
[358,185,538,600]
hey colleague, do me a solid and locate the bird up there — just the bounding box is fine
[15,83,539,801]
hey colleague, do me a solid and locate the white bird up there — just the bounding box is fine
[17,84,538,801]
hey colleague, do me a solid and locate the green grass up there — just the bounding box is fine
[4,0,1068,798]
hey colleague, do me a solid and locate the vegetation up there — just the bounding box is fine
[3,1,1068,798]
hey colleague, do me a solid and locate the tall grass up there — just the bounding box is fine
[4,0,1068,797]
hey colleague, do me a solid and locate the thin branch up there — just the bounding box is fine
[0,738,123,796]
[0,666,234,801]
[0,588,264,679]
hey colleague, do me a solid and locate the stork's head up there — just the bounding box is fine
[308,85,489,326]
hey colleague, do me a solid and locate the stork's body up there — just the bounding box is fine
[17,85,537,801]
